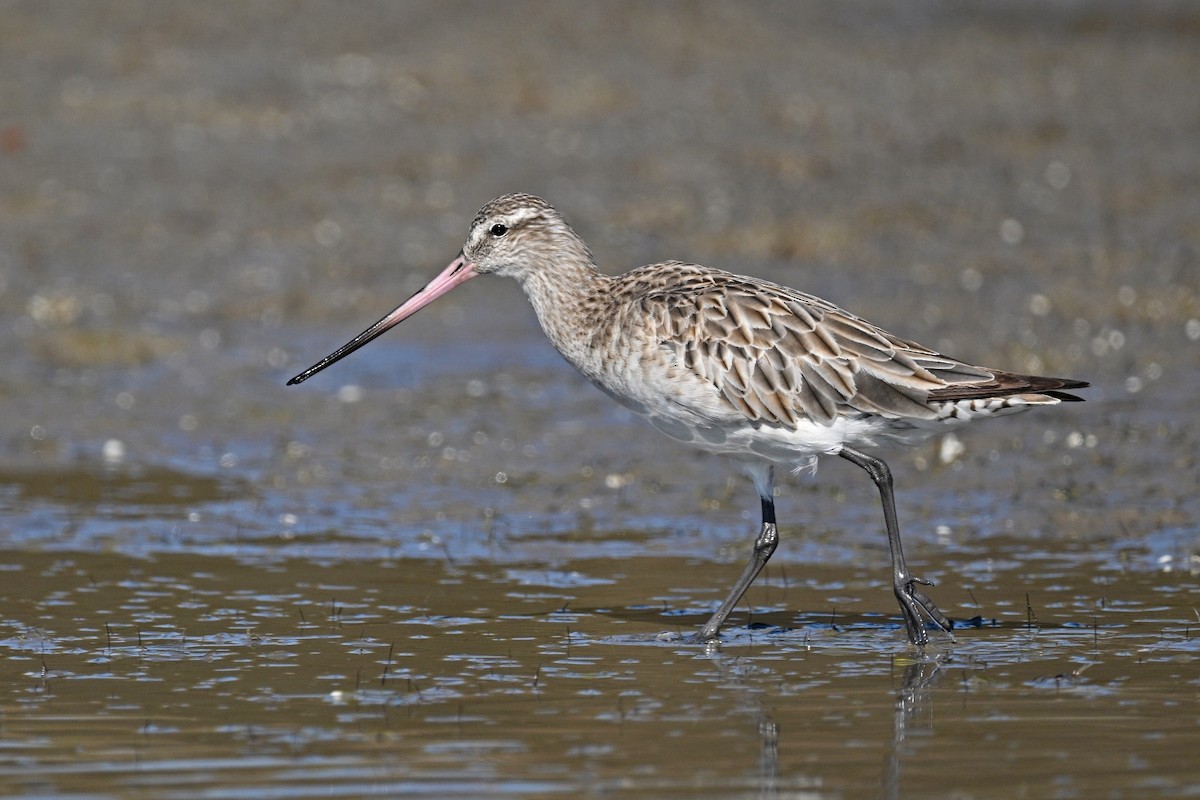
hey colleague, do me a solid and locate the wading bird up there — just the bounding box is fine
[289,193,1087,645]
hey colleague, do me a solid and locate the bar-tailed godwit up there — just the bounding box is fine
[289,193,1087,645]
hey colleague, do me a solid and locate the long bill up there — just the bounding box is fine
[287,253,478,386]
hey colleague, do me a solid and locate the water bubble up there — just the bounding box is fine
[604,473,631,489]
[1028,294,1052,316]
[314,218,343,247]
[102,439,125,463]
[999,218,1024,245]
[960,268,983,292]
[184,290,210,314]
[337,384,363,403]
[1044,160,1072,190]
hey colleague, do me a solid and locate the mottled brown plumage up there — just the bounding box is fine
[289,192,1088,646]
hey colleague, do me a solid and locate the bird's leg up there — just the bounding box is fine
[838,446,954,646]
[700,467,778,641]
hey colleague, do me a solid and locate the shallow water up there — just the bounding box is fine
[3,542,1198,798]
[2,1,1199,798]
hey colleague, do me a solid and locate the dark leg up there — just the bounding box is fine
[701,466,777,641]
[838,446,954,645]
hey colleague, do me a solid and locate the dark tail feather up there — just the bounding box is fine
[928,372,1089,403]
[1044,389,1087,402]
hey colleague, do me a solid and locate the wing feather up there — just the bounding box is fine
[638,264,1081,428]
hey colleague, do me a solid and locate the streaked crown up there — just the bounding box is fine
[463,193,593,276]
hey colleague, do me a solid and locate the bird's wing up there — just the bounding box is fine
[641,267,993,427]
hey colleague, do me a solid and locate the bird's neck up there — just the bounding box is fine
[518,252,613,369]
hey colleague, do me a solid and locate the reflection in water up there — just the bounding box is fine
[883,653,948,800]
[0,549,1197,797]
[758,714,780,800]
[704,641,958,800]
[700,648,781,799]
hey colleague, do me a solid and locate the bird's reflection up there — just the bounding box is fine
[702,645,782,799]
[758,713,780,799]
[702,635,952,800]
[883,652,949,800]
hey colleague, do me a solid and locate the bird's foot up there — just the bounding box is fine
[895,575,956,647]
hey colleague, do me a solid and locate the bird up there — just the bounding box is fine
[288,192,1088,646]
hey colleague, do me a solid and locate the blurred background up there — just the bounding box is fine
[1,2,1197,797]
[4,1,1194,549]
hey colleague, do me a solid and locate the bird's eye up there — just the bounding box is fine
[489,223,508,237]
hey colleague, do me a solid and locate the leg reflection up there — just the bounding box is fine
[882,653,948,800]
